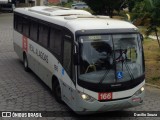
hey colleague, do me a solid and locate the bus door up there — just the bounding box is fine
[62,34,73,104]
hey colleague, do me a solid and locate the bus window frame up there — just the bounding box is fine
[29,17,39,42]
[38,21,50,48]
[13,12,75,80]
[62,31,74,81]
[22,16,30,37]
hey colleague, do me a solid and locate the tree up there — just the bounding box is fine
[132,0,160,47]
[127,0,144,12]
[82,0,127,17]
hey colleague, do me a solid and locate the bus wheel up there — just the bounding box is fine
[23,54,30,72]
[53,80,63,103]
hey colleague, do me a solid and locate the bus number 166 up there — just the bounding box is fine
[98,92,112,101]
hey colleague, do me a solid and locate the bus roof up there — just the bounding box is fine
[14,6,137,34]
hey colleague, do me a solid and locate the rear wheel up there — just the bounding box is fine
[53,80,63,103]
[23,54,30,72]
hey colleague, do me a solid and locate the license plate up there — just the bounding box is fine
[98,92,112,101]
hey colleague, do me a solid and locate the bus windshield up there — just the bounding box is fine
[78,34,143,84]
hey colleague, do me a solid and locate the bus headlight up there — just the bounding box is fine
[81,94,90,100]
[134,86,145,96]
[78,91,95,102]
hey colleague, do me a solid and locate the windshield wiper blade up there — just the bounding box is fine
[99,69,110,84]
[124,61,134,80]
[117,48,134,81]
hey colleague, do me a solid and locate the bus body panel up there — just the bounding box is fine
[13,31,77,109]
[77,80,145,100]
[13,31,23,61]
[74,81,145,112]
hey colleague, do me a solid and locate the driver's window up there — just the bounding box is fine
[63,39,72,77]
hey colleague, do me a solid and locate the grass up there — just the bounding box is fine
[139,26,160,86]
[138,26,160,35]
[143,38,160,86]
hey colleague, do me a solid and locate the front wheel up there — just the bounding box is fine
[53,81,63,103]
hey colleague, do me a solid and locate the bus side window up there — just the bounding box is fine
[38,24,49,47]
[49,28,62,55]
[22,17,30,37]
[16,15,23,33]
[14,14,17,30]
[30,20,38,41]
[63,39,72,77]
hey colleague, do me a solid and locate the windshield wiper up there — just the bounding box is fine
[98,69,111,84]
[98,55,114,84]
[98,48,134,84]
[120,48,134,81]
[124,61,134,80]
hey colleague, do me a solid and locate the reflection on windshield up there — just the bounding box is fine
[113,34,143,81]
[78,34,143,84]
[81,40,113,73]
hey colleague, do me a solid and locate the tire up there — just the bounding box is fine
[53,80,63,103]
[23,54,30,72]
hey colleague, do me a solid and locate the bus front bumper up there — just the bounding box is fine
[74,90,144,114]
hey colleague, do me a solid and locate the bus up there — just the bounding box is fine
[13,6,145,113]
[0,0,15,12]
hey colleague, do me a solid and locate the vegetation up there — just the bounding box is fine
[82,0,127,17]
[143,38,160,86]
[130,0,160,47]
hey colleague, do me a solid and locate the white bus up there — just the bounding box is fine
[13,6,145,113]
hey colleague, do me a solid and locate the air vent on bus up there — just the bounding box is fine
[97,15,110,19]
[64,15,110,20]
[43,6,70,12]
[28,9,51,16]
[28,8,91,17]
[64,15,96,20]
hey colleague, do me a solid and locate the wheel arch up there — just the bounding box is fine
[52,75,60,90]
[23,51,26,60]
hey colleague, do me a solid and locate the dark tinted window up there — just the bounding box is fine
[49,28,62,55]
[22,17,30,36]
[16,15,23,32]
[14,14,17,29]
[63,40,72,77]
[30,20,38,41]
[38,24,49,47]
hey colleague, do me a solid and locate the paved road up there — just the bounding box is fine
[0,13,160,120]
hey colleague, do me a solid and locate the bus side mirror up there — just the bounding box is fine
[140,34,144,41]
[74,53,79,65]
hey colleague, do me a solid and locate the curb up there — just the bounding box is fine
[145,83,160,89]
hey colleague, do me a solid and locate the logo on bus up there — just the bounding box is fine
[98,92,112,101]
[117,72,123,79]
[22,36,28,52]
